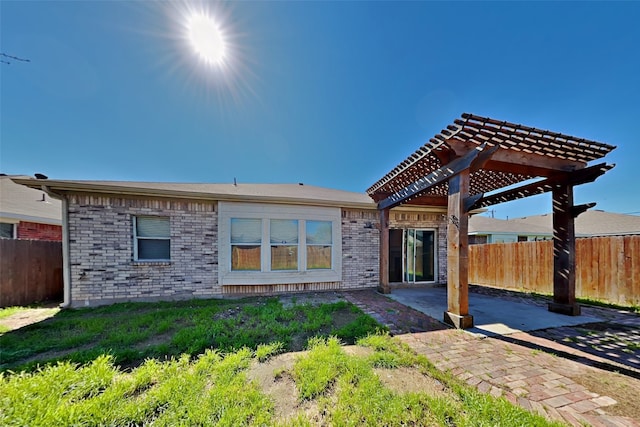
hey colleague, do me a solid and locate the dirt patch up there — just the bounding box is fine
[343,345,373,358]
[246,346,374,422]
[0,307,59,332]
[132,331,175,352]
[246,350,320,422]
[571,369,640,419]
[374,366,449,397]
[278,292,346,309]
[246,344,456,423]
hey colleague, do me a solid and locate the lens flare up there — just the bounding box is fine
[187,13,226,66]
[138,0,258,107]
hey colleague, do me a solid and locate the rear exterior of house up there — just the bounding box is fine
[17,180,447,307]
[12,113,618,326]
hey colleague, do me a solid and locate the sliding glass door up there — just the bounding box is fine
[389,229,435,283]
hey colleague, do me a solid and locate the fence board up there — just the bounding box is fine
[469,236,639,307]
[0,239,63,307]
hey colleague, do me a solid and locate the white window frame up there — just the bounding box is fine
[133,216,171,262]
[218,202,342,285]
[230,218,263,271]
[305,220,333,270]
[269,219,300,271]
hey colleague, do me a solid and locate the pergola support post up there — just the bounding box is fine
[549,182,581,315]
[444,169,474,328]
[378,208,390,294]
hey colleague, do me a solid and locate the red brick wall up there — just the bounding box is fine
[16,221,62,241]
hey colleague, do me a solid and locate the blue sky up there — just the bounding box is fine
[2,1,638,219]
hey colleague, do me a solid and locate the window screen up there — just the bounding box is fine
[271,219,298,270]
[231,218,262,271]
[306,220,332,269]
[135,216,170,261]
[0,223,15,238]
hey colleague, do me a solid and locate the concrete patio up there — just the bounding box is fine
[386,285,603,337]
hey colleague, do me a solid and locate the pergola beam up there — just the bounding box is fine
[465,163,614,211]
[446,139,586,175]
[377,144,498,210]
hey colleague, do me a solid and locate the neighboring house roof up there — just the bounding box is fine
[470,210,640,237]
[0,175,62,225]
[468,215,551,236]
[11,178,377,209]
[514,210,640,237]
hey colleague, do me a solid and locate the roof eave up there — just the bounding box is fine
[0,212,62,226]
[11,179,377,210]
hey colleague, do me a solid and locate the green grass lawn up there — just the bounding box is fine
[0,333,564,426]
[0,297,380,372]
[0,297,566,426]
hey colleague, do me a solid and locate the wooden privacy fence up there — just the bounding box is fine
[469,235,640,307]
[0,239,63,307]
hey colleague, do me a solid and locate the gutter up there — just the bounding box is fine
[13,178,378,210]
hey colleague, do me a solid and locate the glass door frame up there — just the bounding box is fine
[389,228,437,284]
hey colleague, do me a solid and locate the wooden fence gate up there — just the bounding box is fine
[0,239,63,307]
[469,235,640,307]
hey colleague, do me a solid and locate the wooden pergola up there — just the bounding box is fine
[367,113,616,328]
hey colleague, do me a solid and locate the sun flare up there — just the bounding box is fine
[149,0,255,105]
[187,13,226,66]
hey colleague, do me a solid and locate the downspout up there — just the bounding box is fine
[41,185,71,308]
[60,195,71,308]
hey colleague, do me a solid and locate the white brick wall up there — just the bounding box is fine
[67,194,218,307]
[341,209,380,289]
[65,194,447,306]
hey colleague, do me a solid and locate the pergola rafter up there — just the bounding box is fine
[369,113,616,328]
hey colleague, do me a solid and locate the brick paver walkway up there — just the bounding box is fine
[343,289,640,427]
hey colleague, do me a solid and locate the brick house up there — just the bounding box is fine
[13,113,616,326]
[11,179,447,307]
[0,175,62,241]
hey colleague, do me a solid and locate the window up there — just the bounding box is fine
[229,218,332,272]
[231,218,262,271]
[134,216,170,261]
[270,219,298,271]
[306,220,332,269]
[219,202,341,286]
[0,223,15,239]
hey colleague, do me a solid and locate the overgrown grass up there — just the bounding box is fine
[292,334,565,426]
[0,297,384,373]
[0,350,273,426]
[0,334,565,426]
